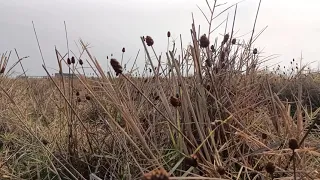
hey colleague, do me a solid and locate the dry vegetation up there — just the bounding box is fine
[1,1,320,180]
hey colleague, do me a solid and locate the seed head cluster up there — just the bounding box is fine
[289,138,299,150]
[223,34,229,44]
[142,168,169,180]
[184,154,198,168]
[110,58,123,76]
[79,59,83,66]
[170,96,181,107]
[200,34,210,48]
[265,162,275,175]
[71,56,75,64]
[67,58,71,65]
[145,36,154,46]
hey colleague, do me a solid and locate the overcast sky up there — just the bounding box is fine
[1,0,319,76]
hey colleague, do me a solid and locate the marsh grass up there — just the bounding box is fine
[0,1,320,180]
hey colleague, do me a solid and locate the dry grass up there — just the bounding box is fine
[1,1,320,180]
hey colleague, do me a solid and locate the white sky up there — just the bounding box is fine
[1,0,319,76]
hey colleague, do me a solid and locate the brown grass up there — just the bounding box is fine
[0,1,320,180]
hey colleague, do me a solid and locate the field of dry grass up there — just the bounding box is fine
[1,1,320,180]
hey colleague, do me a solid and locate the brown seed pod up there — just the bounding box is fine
[210,45,215,52]
[76,91,80,96]
[0,66,5,74]
[265,162,275,175]
[205,59,212,67]
[199,34,210,48]
[67,58,71,65]
[223,34,229,43]
[170,96,181,107]
[145,36,154,46]
[253,48,258,55]
[85,95,91,101]
[142,168,169,180]
[71,56,75,64]
[167,31,171,38]
[206,84,211,91]
[41,139,49,146]
[110,58,123,76]
[220,51,225,62]
[289,138,299,150]
[79,59,83,65]
[184,154,198,168]
[231,38,236,44]
[77,97,81,103]
[217,166,226,175]
[122,47,125,53]
[262,133,267,140]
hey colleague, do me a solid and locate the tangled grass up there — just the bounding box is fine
[0,1,320,180]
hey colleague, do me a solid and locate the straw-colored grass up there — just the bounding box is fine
[1,1,320,180]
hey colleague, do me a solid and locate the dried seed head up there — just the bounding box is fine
[206,84,211,91]
[289,138,299,150]
[217,166,226,175]
[184,154,198,168]
[67,58,71,65]
[170,96,181,107]
[122,47,125,53]
[231,38,236,44]
[142,168,169,180]
[77,97,81,103]
[205,59,212,67]
[200,34,210,48]
[41,139,49,146]
[167,31,171,38]
[223,34,229,43]
[71,56,75,64]
[76,91,80,96]
[145,36,154,46]
[79,59,83,65]
[110,58,123,76]
[211,45,215,52]
[0,67,5,74]
[253,48,258,55]
[220,51,225,62]
[262,133,267,140]
[85,94,91,101]
[265,162,275,175]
